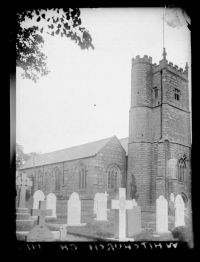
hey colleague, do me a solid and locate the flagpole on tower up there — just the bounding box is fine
[162,7,167,51]
[163,9,165,50]
[162,7,167,60]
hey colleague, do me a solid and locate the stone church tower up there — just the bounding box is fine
[127,49,191,211]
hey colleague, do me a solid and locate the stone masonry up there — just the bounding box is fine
[127,49,191,211]
[19,49,191,221]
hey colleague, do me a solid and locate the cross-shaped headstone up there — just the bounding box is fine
[16,173,32,208]
[31,200,52,225]
[111,188,133,240]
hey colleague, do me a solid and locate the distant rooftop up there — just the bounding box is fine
[119,137,128,155]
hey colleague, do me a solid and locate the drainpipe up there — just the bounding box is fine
[160,68,167,198]
[160,69,163,140]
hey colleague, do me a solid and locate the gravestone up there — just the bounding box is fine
[175,194,185,227]
[59,225,68,241]
[156,195,168,233]
[67,192,81,226]
[127,199,141,237]
[185,199,192,227]
[111,188,133,240]
[46,193,57,218]
[94,192,108,221]
[16,173,34,230]
[27,200,54,242]
[16,173,32,210]
[32,190,45,219]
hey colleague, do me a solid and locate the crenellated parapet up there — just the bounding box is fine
[166,61,188,80]
[132,55,152,65]
[152,60,188,81]
[132,51,189,82]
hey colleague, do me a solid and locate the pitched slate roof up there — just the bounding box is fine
[20,136,129,170]
[119,137,128,155]
[20,136,112,169]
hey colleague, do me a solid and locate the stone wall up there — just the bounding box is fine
[94,136,127,198]
[22,136,127,202]
[127,142,153,210]
[128,54,191,211]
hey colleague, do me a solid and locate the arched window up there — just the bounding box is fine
[38,171,43,189]
[54,167,61,191]
[181,192,188,205]
[107,165,120,190]
[79,167,87,189]
[178,158,186,182]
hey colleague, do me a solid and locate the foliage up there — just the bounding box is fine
[171,226,193,248]
[15,8,94,82]
[16,143,25,169]
[16,143,38,169]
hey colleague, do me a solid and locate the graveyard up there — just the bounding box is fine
[16,173,193,245]
[15,6,192,250]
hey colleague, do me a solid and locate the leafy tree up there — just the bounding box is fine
[13,8,94,82]
[16,143,38,169]
[16,143,25,169]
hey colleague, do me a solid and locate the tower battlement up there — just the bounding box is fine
[152,60,188,80]
[128,50,191,210]
[132,55,152,65]
[132,51,188,80]
[166,61,188,76]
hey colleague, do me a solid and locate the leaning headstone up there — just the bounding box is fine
[111,188,133,240]
[175,194,185,227]
[27,200,54,242]
[94,192,108,221]
[67,192,81,226]
[32,190,45,219]
[46,193,57,218]
[156,195,169,233]
[127,199,142,237]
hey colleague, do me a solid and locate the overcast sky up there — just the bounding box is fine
[16,8,191,154]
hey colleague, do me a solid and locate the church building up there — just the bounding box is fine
[19,49,191,213]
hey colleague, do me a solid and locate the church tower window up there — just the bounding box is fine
[153,86,158,99]
[178,158,185,182]
[174,88,180,101]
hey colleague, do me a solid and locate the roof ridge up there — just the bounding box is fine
[95,135,117,155]
[20,135,116,169]
[33,136,115,156]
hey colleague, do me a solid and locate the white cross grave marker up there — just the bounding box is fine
[27,200,54,242]
[111,188,133,240]
[16,173,32,209]
[31,200,52,225]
